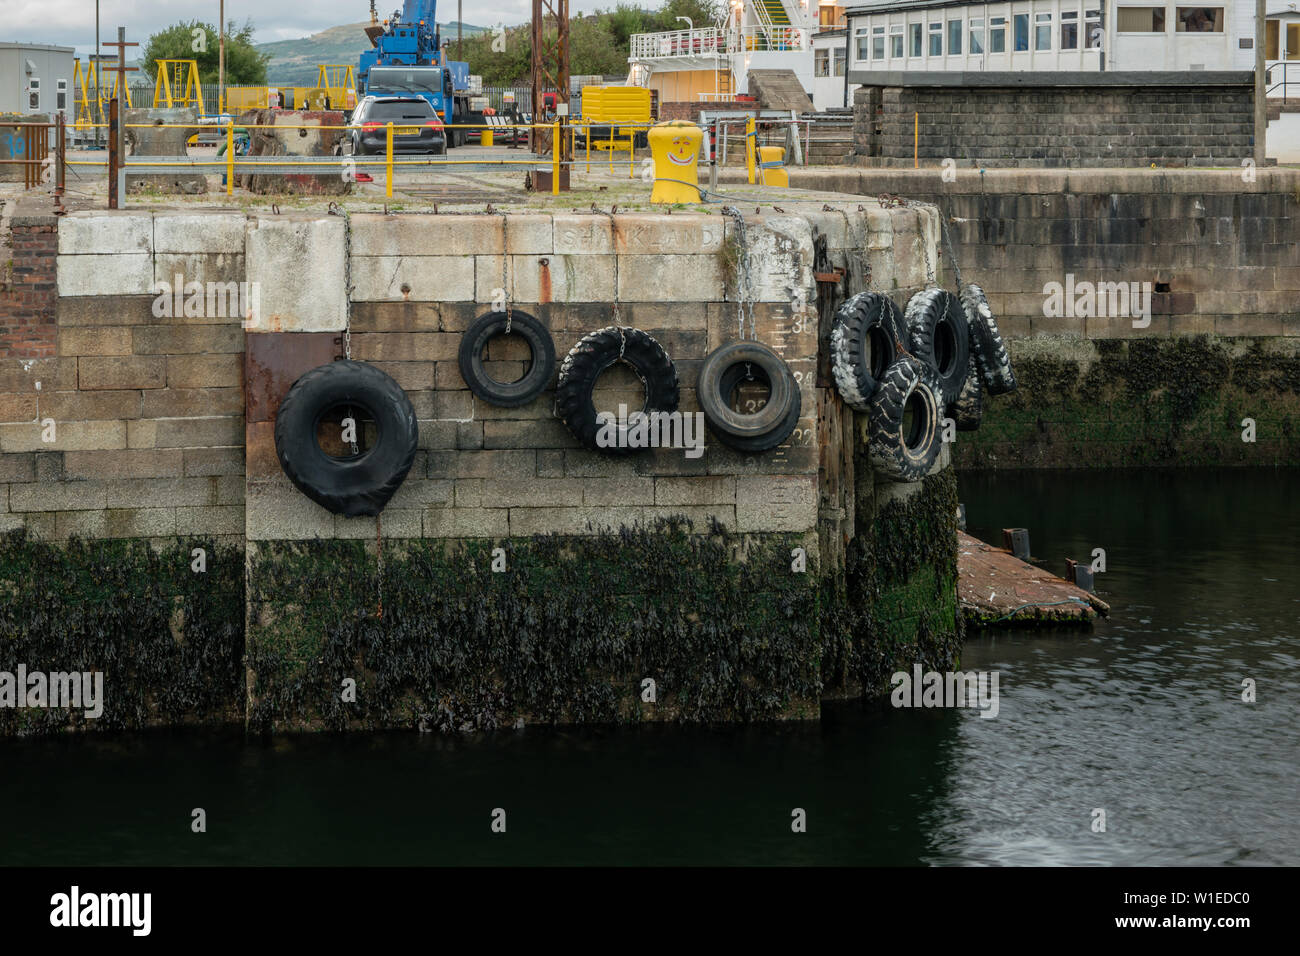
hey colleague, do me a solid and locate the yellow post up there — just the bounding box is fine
[608,124,614,173]
[646,121,703,204]
[745,116,756,185]
[482,125,493,146]
[585,121,590,174]
[226,121,234,197]
[914,112,918,169]
[386,121,394,198]
[552,119,560,196]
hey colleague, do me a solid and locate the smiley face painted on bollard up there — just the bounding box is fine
[647,120,704,204]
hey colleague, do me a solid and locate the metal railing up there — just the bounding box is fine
[1266,60,1300,99]
[67,119,667,200]
[629,25,807,60]
[0,115,67,206]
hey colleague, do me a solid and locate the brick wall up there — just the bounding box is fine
[0,210,246,542]
[1,204,940,549]
[853,82,1255,168]
[0,201,57,357]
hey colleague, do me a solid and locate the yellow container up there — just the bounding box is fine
[758,146,788,188]
[647,120,703,204]
[482,128,494,146]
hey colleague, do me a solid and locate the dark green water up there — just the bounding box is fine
[1,469,1296,866]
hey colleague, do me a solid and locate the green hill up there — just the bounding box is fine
[257,20,490,86]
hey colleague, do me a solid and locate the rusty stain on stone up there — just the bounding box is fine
[538,258,551,303]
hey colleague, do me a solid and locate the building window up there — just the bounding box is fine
[1035,13,1053,50]
[1086,9,1103,47]
[56,79,68,111]
[929,22,943,56]
[1061,11,1079,49]
[873,26,886,59]
[1176,7,1224,32]
[1014,13,1030,50]
[990,16,1007,52]
[948,19,963,55]
[910,22,923,56]
[833,46,846,75]
[970,17,985,54]
[1117,7,1167,32]
[891,24,904,58]
[816,48,830,76]
[855,27,870,61]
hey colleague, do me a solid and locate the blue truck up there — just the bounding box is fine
[358,1,476,147]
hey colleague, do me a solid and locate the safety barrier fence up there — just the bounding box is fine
[47,113,806,205]
[1,116,66,204]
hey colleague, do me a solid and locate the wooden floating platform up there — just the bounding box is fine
[958,531,1111,627]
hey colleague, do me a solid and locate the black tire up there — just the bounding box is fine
[274,360,419,517]
[697,341,801,452]
[948,354,983,431]
[458,309,555,408]
[904,289,970,407]
[555,326,679,453]
[352,136,368,157]
[961,282,1017,395]
[867,354,944,483]
[829,291,906,411]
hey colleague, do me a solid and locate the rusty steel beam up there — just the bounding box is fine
[529,0,571,165]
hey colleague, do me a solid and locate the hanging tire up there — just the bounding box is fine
[867,354,944,483]
[948,354,983,431]
[829,291,907,412]
[274,360,419,517]
[904,288,970,407]
[697,341,801,453]
[961,282,1017,395]
[555,326,679,453]
[458,309,556,408]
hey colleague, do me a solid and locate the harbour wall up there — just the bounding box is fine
[728,167,1300,468]
[0,197,961,732]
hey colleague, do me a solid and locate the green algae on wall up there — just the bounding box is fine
[245,518,826,732]
[956,336,1300,469]
[820,469,962,701]
[0,531,245,735]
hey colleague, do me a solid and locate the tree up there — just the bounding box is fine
[142,19,269,87]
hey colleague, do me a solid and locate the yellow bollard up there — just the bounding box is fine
[757,146,788,187]
[745,115,756,185]
[226,121,234,197]
[646,120,703,204]
[482,125,493,146]
[386,121,394,198]
[552,119,560,196]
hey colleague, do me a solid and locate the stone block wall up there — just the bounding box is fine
[853,80,1255,168]
[737,166,1300,467]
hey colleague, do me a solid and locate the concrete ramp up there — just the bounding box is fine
[747,69,813,113]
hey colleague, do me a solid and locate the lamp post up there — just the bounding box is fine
[219,1,225,115]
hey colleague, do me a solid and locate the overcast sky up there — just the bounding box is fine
[8,0,616,57]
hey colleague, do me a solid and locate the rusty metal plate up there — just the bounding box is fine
[245,331,342,423]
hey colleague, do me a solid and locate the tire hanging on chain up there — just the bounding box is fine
[948,354,983,431]
[458,309,556,407]
[555,326,679,453]
[903,288,970,408]
[960,282,1017,395]
[829,291,907,411]
[697,341,801,453]
[274,360,419,516]
[867,354,945,483]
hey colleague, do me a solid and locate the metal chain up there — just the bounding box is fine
[618,326,626,361]
[940,206,964,291]
[499,212,512,333]
[722,206,755,340]
[329,202,354,360]
[375,511,384,619]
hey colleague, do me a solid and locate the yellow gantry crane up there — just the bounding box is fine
[153,59,205,113]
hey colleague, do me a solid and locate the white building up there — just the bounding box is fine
[0,42,75,116]
[627,1,850,109]
[844,1,1297,94]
